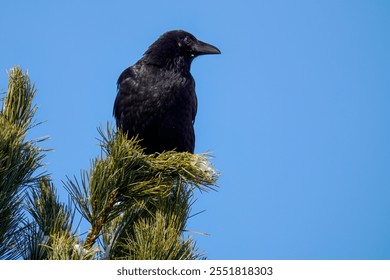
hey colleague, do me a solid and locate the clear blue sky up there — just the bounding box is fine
[1,0,390,259]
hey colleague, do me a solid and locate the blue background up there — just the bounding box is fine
[1,0,390,259]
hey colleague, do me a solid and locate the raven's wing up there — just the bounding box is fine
[190,74,197,125]
[114,65,155,135]
[114,64,172,142]
[113,66,134,128]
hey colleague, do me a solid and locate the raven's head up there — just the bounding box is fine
[142,30,221,72]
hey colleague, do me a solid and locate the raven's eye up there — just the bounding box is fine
[183,36,193,46]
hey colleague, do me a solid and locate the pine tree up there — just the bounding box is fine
[0,66,218,260]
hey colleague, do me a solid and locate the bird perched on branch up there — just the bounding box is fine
[113,30,220,154]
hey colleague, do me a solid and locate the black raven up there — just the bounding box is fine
[113,30,220,154]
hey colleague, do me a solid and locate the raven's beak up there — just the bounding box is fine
[193,40,221,56]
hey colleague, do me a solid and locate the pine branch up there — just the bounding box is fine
[23,178,99,259]
[65,125,219,259]
[0,67,46,259]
